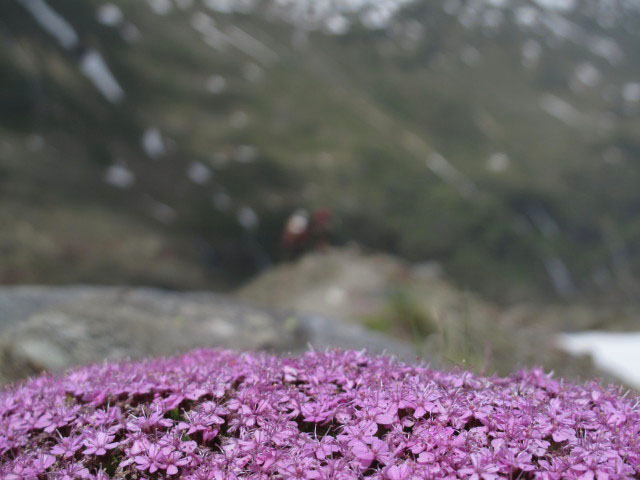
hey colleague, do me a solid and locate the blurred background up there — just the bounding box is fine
[1,0,639,388]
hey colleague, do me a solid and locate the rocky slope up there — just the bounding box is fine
[2,248,636,387]
[240,247,625,383]
[0,285,416,384]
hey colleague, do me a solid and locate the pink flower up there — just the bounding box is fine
[384,463,412,480]
[1,349,639,479]
[51,435,83,458]
[134,444,164,473]
[161,450,190,475]
[82,431,119,456]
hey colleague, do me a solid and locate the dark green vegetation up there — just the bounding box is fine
[1,0,639,301]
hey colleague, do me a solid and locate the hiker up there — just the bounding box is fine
[281,207,332,259]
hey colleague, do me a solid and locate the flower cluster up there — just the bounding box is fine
[1,349,639,479]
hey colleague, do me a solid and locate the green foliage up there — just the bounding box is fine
[364,288,437,341]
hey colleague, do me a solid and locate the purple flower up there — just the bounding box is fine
[161,449,190,475]
[82,431,119,456]
[134,444,165,473]
[51,434,83,459]
[1,349,639,478]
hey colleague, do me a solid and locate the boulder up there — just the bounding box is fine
[0,286,417,384]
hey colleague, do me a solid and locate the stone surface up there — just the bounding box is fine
[0,286,417,384]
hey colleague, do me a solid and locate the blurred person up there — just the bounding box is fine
[281,207,332,259]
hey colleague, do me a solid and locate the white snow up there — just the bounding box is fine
[360,5,397,29]
[540,13,581,42]
[226,26,279,64]
[186,161,212,185]
[191,11,216,34]
[243,63,264,83]
[539,94,583,126]
[206,75,226,94]
[325,14,350,35]
[271,0,415,31]
[622,82,640,103]
[558,331,640,388]
[79,50,125,104]
[532,0,576,12]
[237,206,259,230]
[17,0,79,49]
[141,128,167,159]
[543,255,575,297]
[574,63,601,88]
[514,6,539,27]
[104,164,135,189]
[96,3,123,27]
[191,12,227,50]
[587,36,623,64]
[486,152,510,172]
[203,0,255,14]
[426,152,477,198]
[521,39,542,68]
[147,0,173,15]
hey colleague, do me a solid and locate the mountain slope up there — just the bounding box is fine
[1,0,639,300]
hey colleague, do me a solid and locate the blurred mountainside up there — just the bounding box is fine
[1,0,640,301]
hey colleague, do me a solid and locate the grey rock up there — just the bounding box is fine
[295,313,418,362]
[0,286,417,384]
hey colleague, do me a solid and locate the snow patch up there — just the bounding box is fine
[141,128,167,159]
[622,82,640,103]
[426,152,477,198]
[104,164,135,189]
[573,63,601,88]
[558,331,640,388]
[486,152,510,173]
[187,161,212,185]
[325,15,350,35]
[539,94,583,126]
[96,3,123,27]
[79,50,125,103]
[532,0,576,12]
[147,0,173,15]
[543,256,576,297]
[243,63,264,83]
[237,206,259,230]
[514,6,539,27]
[17,0,79,49]
[521,40,542,68]
[206,75,226,94]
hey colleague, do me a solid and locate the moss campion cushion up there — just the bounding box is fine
[1,349,639,479]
